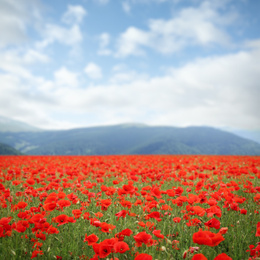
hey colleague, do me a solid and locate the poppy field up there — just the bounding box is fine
[0,155,259,260]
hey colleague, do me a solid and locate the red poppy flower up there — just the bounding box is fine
[47,225,59,234]
[152,230,164,239]
[55,214,69,226]
[115,228,133,241]
[26,179,35,186]
[95,212,103,218]
[12,220,29,233]
[113,241,130,253]
[214,253,232,260]
[72,209,82,219]
[31,250,43,259]
[256,222,260,237]
[92,239,114,258]
[240,209,247,215]
[99,199,112,211]
[57,200,71,210]
[115,210,128,221]
[84,234,99,245]
[134,253,153,260]
[100,222,115,233]
[17,201,28,209]
[204,218,221,229]
[134,231,152,247]
[193,229,225,247]
[151,187,162,198]
[173,217,181,223]
[146,211,162,222]
[191,253,208,260]
[43,202,57,211]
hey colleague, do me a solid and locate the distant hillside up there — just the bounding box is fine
[0,115,41,132]
[0,124,260,155]
[229,129,260,144]
[0,142,22,155]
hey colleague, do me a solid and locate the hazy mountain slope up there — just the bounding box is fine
[0,142,22,155]
[0,124,260,155]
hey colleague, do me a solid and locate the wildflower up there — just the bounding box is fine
[134,253,153,260]
[113,241,130,253]
[31,250,43,259]
[193,229,225,247]
[152,229,164,239]
[54,214,69,226]
[84,234,99,245]
[191,253,207,260]
[173,217,181,223]
[115,210,129,221]
[204,218,221,229]
[134,231,152,247]
[214,253,232,260]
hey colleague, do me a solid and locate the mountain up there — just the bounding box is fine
[0,124,260,155]
[229,129,260,144]
[0,142,22,155]
[0,115,41,132]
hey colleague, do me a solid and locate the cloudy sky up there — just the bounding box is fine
[0,0,260,131]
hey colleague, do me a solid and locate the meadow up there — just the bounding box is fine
[0,155,259,259]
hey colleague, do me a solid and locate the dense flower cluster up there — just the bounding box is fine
[0,155,259,259]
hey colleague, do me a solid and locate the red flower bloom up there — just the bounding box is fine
[92,239,116,258]
[191,253,208,260]
[146,211,162,222]
[17,201,28,209]
[31,250,43,259]
[55,214,69,226]
[84,234,99,245]
[256,222,260,237]
[12,220,29,233]
[214,253,232,260]
[134,231,152,247]
[115,210,128,221]
[173,217,181,223]
[204,218,221,229]
[43,202,57,211]
[113,241,130,253]
[72,209,82,219]
[152,229,164,239]
[134,253,153,260]
[57,200,71,210]
[193,229,225,247]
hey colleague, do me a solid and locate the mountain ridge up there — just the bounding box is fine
[0,123,260,155]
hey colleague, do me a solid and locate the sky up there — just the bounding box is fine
[0,0,260,131]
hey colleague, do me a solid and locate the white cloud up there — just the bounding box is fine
[84,62,103,79]
[1,42,260,130]
[116,1,233,56]
[109,65,148,83]
[23,50,49,64]
[54,67,79,87]
[116,27,149,57]
[0,0,40,48]
[62,5,87,25]
[37,24,82,48]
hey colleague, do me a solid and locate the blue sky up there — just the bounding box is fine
[0,0,260,131]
